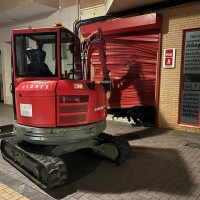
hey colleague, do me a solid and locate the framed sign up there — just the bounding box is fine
[163,48,176,68]
[179,28,200,127]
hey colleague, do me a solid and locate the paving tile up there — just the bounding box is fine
[0,182,28,200]
[29,192,54,200]
[1,104,200,200]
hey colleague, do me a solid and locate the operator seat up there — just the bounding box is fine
[26,49,53,77]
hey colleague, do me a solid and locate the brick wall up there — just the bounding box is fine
[158,2,200,133]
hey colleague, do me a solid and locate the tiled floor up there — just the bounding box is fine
[1,103,200,200]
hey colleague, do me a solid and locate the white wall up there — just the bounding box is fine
[0,51,3,101]
[2,43,12,104]
[80,4,105,20]
[0,5,79,104]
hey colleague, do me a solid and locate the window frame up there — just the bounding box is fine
[14,32,58,78]
[179,28,200,127]
[60,29,82,80]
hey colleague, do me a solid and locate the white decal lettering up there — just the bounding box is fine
[94,106,104,112]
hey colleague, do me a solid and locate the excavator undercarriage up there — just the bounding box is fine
[1,132,131,189]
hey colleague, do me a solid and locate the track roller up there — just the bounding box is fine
[93,133,131,165]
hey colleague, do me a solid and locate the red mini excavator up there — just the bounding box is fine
[1,22,131,189]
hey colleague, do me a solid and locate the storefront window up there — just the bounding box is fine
[179,28,200,127]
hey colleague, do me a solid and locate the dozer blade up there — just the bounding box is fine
[93,133,132,165]
[1,136,67,189]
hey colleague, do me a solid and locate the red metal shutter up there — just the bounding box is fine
[81,13,162,109]
[92,31,159,108]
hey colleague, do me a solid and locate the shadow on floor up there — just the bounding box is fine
[46,150,102,198]
[108,108,130,119]
[46,145,194,199]
[0,124,13,136]
[118,127,170,140]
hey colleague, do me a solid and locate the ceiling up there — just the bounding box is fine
[0,2,57,26]
[0,0,167,26]
[107,0,166,14]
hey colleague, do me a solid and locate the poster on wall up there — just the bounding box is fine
[179,29,200,126]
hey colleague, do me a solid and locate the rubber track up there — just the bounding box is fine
[96,133,132,165]
[1,136,67,189]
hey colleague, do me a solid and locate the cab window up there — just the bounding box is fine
[15,33,57,77]
[60,30,82,80]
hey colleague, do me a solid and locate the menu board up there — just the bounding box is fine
[180,29,200,126]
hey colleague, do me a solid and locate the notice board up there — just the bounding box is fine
[179,28,200,126]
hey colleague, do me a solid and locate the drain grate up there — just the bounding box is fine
[186,142,200,149]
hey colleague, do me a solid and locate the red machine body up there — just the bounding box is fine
[12,25,108,129]
[15,81,57,127]
[1,24,131,190]
[15,80,106,127]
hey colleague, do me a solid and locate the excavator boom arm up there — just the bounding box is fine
[81,28,109,81]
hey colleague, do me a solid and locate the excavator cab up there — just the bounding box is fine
[12,26,108,128]
[14,26,82,83]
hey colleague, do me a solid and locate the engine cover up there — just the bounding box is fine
[15,80,107,128]
[15,81,57,127]
[56,80,107,126]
